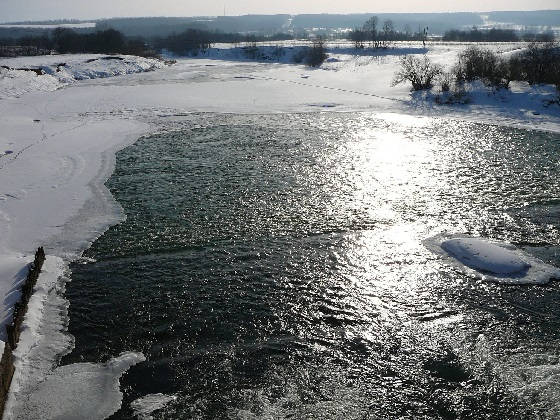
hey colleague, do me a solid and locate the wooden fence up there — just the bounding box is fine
[0,247,45,415]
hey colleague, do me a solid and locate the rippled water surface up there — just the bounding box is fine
[65,113,560,419]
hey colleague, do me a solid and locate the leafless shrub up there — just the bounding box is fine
[242,41,261,59]
[305,38,328,67]
[392,55,443,91]
[454,46,511,88]
[438,71,454,92]
[516,41,560,86]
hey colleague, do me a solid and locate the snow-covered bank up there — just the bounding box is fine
[0,256,29,355]
[5,256,66,403]
[1,254,144,420]
[0,54,165,99]
[0,77,149,417]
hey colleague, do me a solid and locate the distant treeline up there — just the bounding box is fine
[349,16,430,49]
[443,28,556,42]
[90,14,481,38]
[0,26,296,58]
[154,29,293,55]
[52,28,153,55]
[348,16,557,48]
[1,22,558,59]
[96,15,293,38]
[0,28,155,57]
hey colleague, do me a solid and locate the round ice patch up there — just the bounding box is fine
[441,238,530,275]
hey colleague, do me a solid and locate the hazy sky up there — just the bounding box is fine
[1,0,559,22]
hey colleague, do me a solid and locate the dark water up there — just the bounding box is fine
[64,113,560,419]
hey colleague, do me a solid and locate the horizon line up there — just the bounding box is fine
[2,9,559,25]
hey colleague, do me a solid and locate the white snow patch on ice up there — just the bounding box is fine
[131,393,177,419]
[13,256,64,353]
[11,352,145,420]
[441,238,530,275]
[425,233,560,284]
[3,255,72,417]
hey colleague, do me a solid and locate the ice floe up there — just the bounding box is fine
[12,352,145,420]
[425,233,560,284]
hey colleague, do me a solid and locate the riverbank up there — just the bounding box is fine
[0,43,559,418]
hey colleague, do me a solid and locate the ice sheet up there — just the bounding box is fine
[11,352,145,420]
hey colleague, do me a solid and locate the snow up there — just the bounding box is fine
[9,352,145,420]
[11,256,65,359]
[0,42,559,417]
[0,54,165,99]
[4,255,73,418]
[441,238,530,275]
[426,234,560,284]
[0,255,29,354]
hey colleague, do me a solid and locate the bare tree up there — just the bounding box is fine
[306,37,328,67]
[362,16,379,48]
[350,29,366,49]
[404,24,412,40]
[392,55,443,90]
[382,20,395,48]
[422,26,429,47]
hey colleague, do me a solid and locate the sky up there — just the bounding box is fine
[1,0,559,22]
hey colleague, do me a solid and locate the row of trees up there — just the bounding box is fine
[1,27,295,58]
[443,28,556,42]
[2,19,557,61]
[0,28,155,57]
[350,16,557,50]
[237,38,327,67]
[154,29,294,55]
[392,42,560,95]
[349,16,429,49]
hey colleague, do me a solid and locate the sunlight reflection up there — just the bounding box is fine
[332,116,446,335]
[376,112,431,128]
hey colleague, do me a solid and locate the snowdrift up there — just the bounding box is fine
[0,54,165,99]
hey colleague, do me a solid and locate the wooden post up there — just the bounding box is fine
[0,247,46,417]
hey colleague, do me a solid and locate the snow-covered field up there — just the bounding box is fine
[0,43,559,418]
